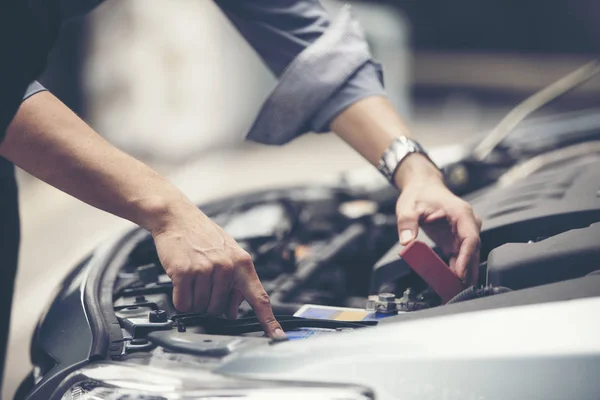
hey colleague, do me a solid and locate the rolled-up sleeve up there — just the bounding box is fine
[22,81,48,101]
[215,0,386,145]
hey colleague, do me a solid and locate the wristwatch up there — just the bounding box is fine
[377,136,441,186]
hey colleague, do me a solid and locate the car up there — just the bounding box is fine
[15,60,600,400]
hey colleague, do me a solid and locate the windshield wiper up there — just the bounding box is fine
[472,59,600,161]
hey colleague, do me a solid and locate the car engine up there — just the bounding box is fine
[95,138,600,357]
[18,62,600,400]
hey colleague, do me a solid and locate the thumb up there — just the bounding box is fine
[225,289,245,320]
[396,203,420,245]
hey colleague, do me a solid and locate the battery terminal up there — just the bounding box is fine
[366,293,398,314]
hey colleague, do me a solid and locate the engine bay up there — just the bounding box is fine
[107,148,600,356]
[18,63,600,400]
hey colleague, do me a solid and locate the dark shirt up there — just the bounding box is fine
[0,158,20,393]
[0,1,56,387]
[0,0,386,387]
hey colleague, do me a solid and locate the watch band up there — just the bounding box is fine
[377,136,441,186]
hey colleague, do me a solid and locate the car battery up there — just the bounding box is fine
[294,304,399,322]
[282,302,402,341]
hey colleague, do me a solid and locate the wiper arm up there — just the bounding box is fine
[472,59,600,161]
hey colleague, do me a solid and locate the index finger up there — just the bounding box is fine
[235,262,285,339]
[453,212,481,284]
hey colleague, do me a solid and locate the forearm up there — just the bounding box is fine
[0,91,194,233]
[330,96,443,190]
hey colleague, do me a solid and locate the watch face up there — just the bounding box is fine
[379,137,432,181]
[387,142,410,168]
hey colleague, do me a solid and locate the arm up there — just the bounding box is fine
[217,0,481,282]
[215,0,386,143]
[330,97,482,284]
[0,91,284,337]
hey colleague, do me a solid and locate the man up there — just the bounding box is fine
[0,0,481,387]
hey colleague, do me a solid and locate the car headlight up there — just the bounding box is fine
[55,362,372,400]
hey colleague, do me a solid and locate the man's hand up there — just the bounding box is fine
[329,96,482,284]
[393,154,482,285]
[151,203,285,338]
[2,92,284,339]
[395,175,482,285]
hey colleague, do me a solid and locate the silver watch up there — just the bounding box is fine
[377,136,441,186]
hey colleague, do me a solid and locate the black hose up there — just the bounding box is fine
[170,313,377,335]
[446,285,512,304]
[273,223,367,302]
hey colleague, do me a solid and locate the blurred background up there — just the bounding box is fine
[4,0,599,398]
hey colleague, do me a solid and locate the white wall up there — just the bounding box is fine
[84,0,275,160]
[83,0,411,162]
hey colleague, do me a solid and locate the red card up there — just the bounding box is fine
[399,241,465,304]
